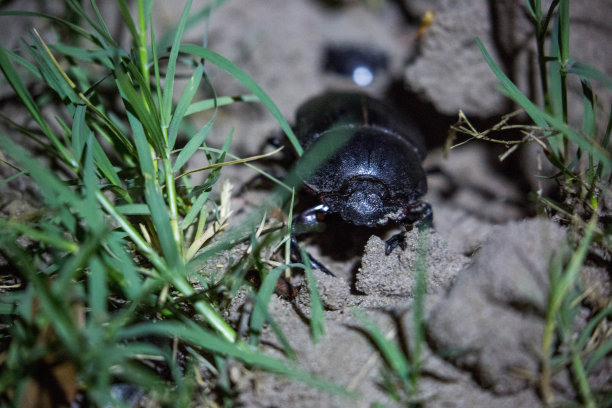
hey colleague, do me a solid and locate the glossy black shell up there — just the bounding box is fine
[295,92,428,228]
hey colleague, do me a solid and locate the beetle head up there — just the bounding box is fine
[325,178,388,227]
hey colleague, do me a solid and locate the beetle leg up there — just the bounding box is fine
[385,231,408,255]
[290,204,335,276]
[292,204,330,234]
[385,202,433,255]
[290,235,335,277]
[417,202,433,228]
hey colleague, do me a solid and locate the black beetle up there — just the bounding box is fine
[290,92,432,272]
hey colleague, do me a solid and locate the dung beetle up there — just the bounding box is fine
[290,92,432,272]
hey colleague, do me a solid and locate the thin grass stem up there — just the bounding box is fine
[137,0,150,91]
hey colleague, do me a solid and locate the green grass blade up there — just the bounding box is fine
[524,0,538,20]
[127,112,181,268]
[92,138,123,193]
[185,94,259,116]
[103,236,143,300]
[87,0,115,46]
[558,0,570,64]
[567,60,612,91]
[545,112,612,174]
[156,0,227,51]
[249,264,296,358]
[179,44,303,155]
[549,14,564,120]
[0,46,75,166]
[0,239,80,354]
[585,338,612,372]
[580,79,596,141]
[477,38,548,128]
[65,0,115,47]
[250,265,286,340]
[549,217,596,316]
[577,307,612,350]
[2,47,42,80]
[26,32,78,104]
[478,38,612,175]
[300,248,325,343]
[354,308,410,383]
[174,119,215,172]
[0,219,77,253]
[50,42,114,69]
[161,0,192,129]
[72,104,89,164]
[0,10,97,41]
[168,63,204,150]
[117,0,139,41]
[81,133,104,232]
[116,204,151,215]
[181,188,211,230]
[0,134,79,212]
[88,256,108,319]
[150,9,163,118]
[119,320,351,397]
[116,60,165,153]
[54,228,107,292]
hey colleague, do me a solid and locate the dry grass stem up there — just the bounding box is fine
[447,109,549,161]
[186,180,233,260]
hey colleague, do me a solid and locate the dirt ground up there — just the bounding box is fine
[181,1,611,406]
[2,0,611,406]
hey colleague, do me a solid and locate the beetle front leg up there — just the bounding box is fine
[384,202,433,255]
[290,235,335,276]
[384,231,408,255]
[290,204,335,276]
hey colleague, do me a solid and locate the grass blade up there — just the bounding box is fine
[0,219,77,253]
[168,63,205,149]
[477,38,612,175]
[557,0,569,65]
[186,94,259,116]
[476,38,548,128]
[586,338,612,372]
[117,0,139,42]
[0,10,97,41]
[567,60,612,91]
[116,60,165,153]
[0,46,75,167]
[172,110,215,173]
[88,256,108,319]
[161,0,192,129]
[250,265,286,341]
[299,248,325,343]
[72,104,89,164]
[119,320,350,397]
[127,112,180,268]
[354,308,410,383]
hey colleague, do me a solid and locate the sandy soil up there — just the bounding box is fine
[184,1,611,406]
[2,0,611,406]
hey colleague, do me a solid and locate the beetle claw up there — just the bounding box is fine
[384,232,407,255]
